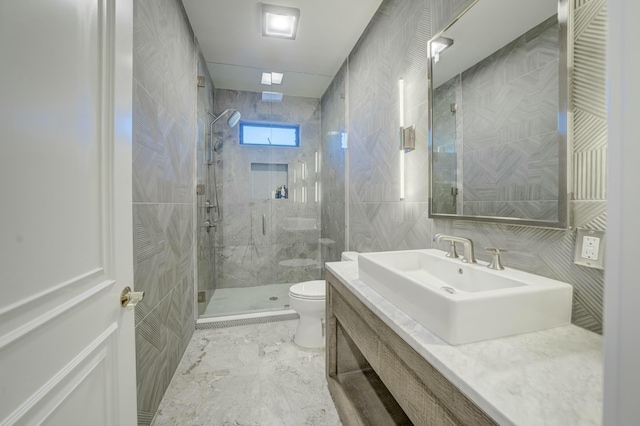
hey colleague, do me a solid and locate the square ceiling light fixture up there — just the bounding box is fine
[262,4,300,40]
[261,72,284,85]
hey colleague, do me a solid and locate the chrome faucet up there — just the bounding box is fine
[434,234,477,264]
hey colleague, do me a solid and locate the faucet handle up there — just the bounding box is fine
[444,241,459,258]
[485,247,508,270]
[485,247,508,254]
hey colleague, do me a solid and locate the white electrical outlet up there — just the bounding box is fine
[581,236,600,260]
[574,228,605,270]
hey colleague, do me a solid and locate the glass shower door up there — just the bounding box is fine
[195,60,217,317]
[199,89,322,319]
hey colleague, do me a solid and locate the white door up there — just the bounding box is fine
[604,0,640,424]
[0,0,136,425]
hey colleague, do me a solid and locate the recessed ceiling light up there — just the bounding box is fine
[262,91,283,102]
[262,4,300,40]
[271,72,283,85]
[261,72,284,86]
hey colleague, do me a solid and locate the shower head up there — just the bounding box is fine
[227,111,241,128]
[208,109,239,164]
[209,109,241,128]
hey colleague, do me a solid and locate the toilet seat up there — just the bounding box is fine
[289,280,325,300]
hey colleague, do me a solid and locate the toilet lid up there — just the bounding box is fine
[289,280,325,300]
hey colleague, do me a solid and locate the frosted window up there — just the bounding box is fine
[240,122,300,147]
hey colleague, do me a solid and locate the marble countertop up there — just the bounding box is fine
[325,260,603,426]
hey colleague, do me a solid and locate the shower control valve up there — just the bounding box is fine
[204,220,216,233]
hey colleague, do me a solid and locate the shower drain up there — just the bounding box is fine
[269,296,278,301]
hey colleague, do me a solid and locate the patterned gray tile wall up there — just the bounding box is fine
[212,89,322,291]
[459,17,560,221]
[320,62,348,267]
[572,0,607,200]
[133,0,198,423]
[346,0,433,254]
[431,0,475,33]
[324,0,606,334]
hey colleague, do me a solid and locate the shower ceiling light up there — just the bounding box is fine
[261,72,284,85]
[262,4,300,40]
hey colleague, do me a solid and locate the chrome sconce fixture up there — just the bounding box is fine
[398,78,415,200]
[431,36,454,63]
[397,78,416,150]
[400,125,416,152]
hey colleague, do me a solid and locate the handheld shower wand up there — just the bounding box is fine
[206,108,242,223]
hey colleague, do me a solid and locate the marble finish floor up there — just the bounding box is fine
[152,320,341,426]
[202,283,293,317]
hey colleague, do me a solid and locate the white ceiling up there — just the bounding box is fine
[182,0,383,98]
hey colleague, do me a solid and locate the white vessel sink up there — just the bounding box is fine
[358,249,573,345]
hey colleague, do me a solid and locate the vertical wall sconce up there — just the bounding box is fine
[399,78,405,200]
[314,151,320,203]
[398,77,416,201]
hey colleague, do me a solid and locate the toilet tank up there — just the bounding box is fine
[341,251,359,262]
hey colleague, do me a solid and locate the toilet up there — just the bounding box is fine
[289,280,326,348]
[341,251,358,262]
[289,251,358,348]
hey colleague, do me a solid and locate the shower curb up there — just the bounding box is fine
[195,312,299,329]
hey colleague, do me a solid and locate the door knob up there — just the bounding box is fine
[120,286,145,310]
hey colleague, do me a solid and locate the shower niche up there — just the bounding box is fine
[251,163,288,199]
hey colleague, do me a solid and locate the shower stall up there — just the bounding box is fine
[196,87,327,320]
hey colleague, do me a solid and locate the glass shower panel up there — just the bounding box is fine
[195,58,217,317]
[198,89,323,319]
[270,97,322,304]
[319,63,348,272]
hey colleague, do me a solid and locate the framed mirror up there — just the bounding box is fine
[428,0,569,228]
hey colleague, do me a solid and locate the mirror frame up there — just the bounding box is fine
[427,0,571,229]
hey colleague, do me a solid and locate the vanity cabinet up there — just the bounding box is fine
[326,271,497,426]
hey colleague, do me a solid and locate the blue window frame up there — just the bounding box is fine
[239,122,300,147]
